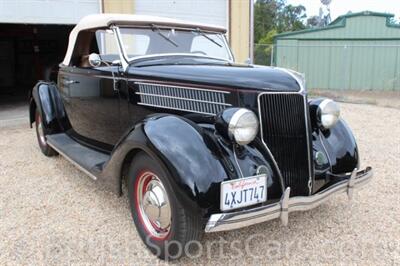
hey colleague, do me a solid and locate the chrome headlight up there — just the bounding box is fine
[317,99,340,129]
[215,108,259,145]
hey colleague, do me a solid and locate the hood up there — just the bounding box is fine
[126,63,301,92]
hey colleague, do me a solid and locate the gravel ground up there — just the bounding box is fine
[0,103,399,265]
[310,90,400,110]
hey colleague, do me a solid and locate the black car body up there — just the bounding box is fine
[29,14,372,259]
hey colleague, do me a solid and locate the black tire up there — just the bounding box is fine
[35,110,58,157]
[127,152,203,260]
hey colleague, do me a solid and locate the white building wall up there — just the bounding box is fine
[0,0,100,24]
[135,0,227,29]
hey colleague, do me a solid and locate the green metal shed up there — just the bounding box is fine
[273,11,400,91]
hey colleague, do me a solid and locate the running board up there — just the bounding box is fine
[46,133,110,181]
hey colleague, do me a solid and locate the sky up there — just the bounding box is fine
[286,0,400,21]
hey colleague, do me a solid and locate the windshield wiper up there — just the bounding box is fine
[151,24,179,47]
[194,28,222,48]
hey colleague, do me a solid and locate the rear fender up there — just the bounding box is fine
[30,81,70,132]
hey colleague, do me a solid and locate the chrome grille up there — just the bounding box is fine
[258,93,312,196]
[136,82,231,115]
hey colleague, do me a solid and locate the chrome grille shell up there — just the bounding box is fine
[257,91,313,196]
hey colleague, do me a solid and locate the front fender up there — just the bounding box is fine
[309,99,359,192]
[321,119,359,173]
[145,116,230,211]
[101,115,227,212]
[311,119,359,192]
[311,118,359,193]
[100,114,278,216]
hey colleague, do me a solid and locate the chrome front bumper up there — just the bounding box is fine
[205,167,373,233]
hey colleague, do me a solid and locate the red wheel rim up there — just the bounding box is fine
[134,171,171,241]
[36,113,46,145]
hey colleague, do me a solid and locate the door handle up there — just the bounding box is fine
[113,79,120,92]
[63,79,80,85]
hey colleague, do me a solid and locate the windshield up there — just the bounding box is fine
[96,27,233,62]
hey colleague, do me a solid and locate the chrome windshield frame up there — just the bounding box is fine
[111,25,234,71]
[111,25,129,70]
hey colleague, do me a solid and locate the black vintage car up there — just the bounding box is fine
[30,14,372,259]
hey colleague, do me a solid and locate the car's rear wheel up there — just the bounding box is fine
[35,110,57,157]
[127,152,203,260]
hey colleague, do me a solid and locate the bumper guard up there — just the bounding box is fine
[205,167,373,233]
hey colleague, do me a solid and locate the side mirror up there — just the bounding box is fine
[88,53,102,67]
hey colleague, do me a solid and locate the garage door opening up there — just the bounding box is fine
[0,24,73,102]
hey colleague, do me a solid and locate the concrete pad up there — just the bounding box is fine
[0,101,29,128]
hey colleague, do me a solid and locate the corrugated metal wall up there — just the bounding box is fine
[274,12,400,91]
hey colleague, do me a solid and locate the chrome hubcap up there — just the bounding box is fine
[37,116,46,145]
[137,172,171,239]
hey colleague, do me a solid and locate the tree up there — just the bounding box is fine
[254,0,306,44]
[254,29,277,65]
[254,0,284,42]
[307,15,322,28]
[276,4,306,32]
[254,0,307,65]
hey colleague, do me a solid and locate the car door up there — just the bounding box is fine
[58,65,122,151]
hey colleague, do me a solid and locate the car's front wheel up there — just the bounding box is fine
[127,152,203,260]
[35,110,57,157]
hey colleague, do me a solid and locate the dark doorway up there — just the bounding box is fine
[0,24,73,100]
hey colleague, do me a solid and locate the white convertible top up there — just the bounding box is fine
[62,13,227,66]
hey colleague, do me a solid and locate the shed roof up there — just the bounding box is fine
[274,11,400,40]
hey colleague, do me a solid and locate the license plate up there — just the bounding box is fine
[220,175,267,211]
